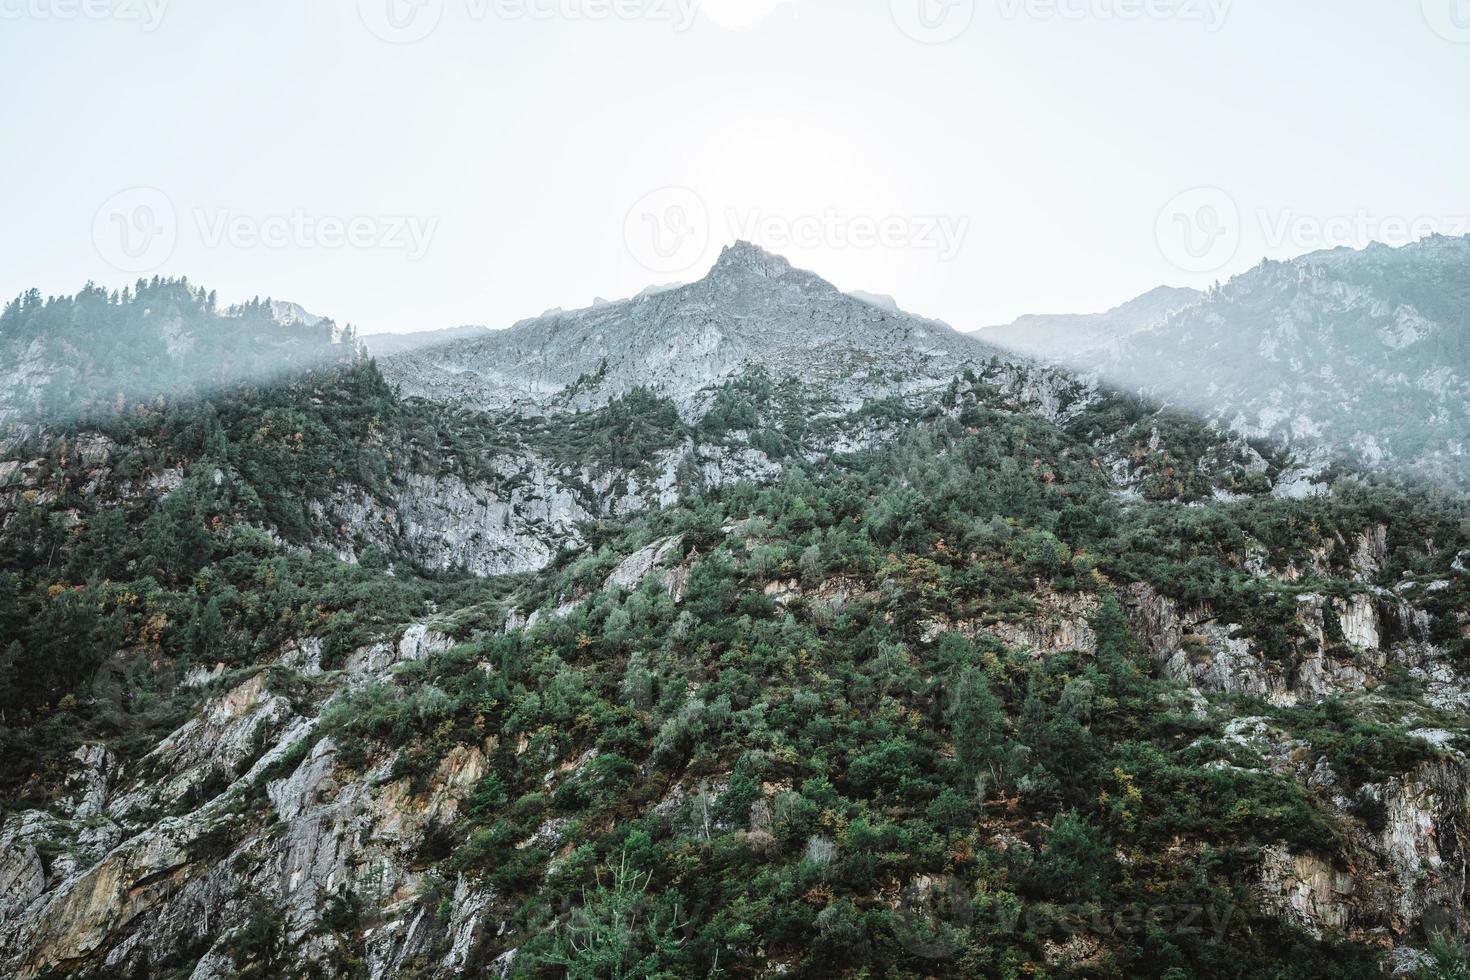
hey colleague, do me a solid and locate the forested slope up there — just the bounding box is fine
[0,266,1467,979]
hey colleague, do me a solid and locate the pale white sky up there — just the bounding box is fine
[2,1,1468,333]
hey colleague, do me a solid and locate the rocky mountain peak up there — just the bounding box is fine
[376,244,995,415]
[706,240,795,283]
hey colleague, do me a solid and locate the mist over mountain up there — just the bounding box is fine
[0,282,357,429]
[980,236,1470,484]
[361,325,494,358]
[974,285,1204,364]
[1,245,1468,979]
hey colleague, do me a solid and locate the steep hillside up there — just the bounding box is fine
[0,254,1467,979]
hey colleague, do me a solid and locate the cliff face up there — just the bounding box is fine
[1112,524,1470,954]
[0,625,486,980]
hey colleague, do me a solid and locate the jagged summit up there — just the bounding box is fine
[706,240,798,281]
[378,244,1003,415]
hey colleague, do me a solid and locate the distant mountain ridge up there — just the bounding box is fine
[974,285,1203,363]
[0,284,355,428]
[360,324,492,357]
[977,235,1470,484]
[1106,236,1470,481]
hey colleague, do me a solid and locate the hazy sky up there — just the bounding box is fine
[3,0,1468,333]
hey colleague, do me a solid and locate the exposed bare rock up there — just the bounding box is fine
[1259,848,1356,939]
[1122,583,1466,708]
[604,534,685,593]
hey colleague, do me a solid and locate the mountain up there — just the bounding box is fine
[268,301,324,329]
[974,285,1203,363]
[361,325,493,358]
[982,237,1470,484]
[846,289,902,312]
[1,248,1468,979]
[1100,237,1470,482]
[380,242,994,415]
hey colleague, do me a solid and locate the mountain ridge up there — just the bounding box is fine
[973,234,1470,484]
[378,241,1009,417]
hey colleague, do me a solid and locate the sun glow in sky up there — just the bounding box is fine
[698,0,797,30]
[2,1,1468,334]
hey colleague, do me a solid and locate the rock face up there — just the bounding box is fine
[920,588,1100,657]
[0,619,497,980]
[1121,580,1466,710]
[378,241,1009,418]
[1116,546,1470,949]
[318,465,592,577]
[604,534,686,592]
[1248,744,1470,946]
